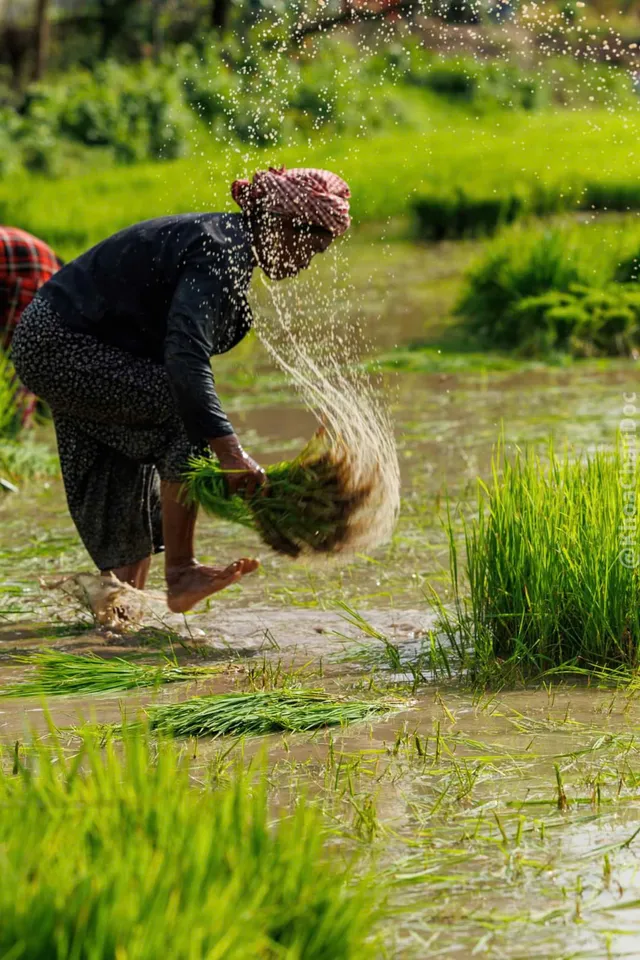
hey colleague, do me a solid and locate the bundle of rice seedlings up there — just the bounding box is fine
[185,427,397,558]
[0,649,222,698]
[140,689,390,738]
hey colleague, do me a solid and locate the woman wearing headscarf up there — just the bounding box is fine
[12,167,351,612]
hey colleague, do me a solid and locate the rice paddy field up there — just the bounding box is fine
[2,221,640,957]
[4,10,640,954]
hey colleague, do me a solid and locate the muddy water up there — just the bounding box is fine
[5,675,640,958]
[1,236,640,957]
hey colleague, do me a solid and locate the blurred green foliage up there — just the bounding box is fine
[0,33,407,174]
[1,61,193,175]
[513,285,640,357]
[2,88,640,264]
[457,224,640,356]
[0,349,19,440]
[1,30,637,177]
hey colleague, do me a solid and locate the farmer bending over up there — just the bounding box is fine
[0,226,62,425]
[12,167,351,612]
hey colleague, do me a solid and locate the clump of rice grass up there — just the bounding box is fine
[0,649,223,698]
[456,225,623,355]
[0,348,19,440]
[139,689,390,739]
[0,731,380,959]
[439,440,640,680]
[186,427,391,558]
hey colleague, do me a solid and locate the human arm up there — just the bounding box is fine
[209,434,266,497]
[165,264,265,495]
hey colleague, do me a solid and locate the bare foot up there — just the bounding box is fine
[166,559,259,613]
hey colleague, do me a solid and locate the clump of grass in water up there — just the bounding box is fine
[439,441,640,680]
[0,649,223,697]
[186,427,377,558]
[0,732,380,959]
[456,226,614,355]
[136,690,390,738]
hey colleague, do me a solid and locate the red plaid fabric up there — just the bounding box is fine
[0,226,61,350]
[1,227,61,427]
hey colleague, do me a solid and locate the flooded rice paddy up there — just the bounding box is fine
[2,235,640,957]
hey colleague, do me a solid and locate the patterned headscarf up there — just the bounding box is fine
[231,166,351,237]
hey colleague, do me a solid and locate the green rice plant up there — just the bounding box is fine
[0,649,223,698]
[439,441,640,680]
[511,284,640,357]
[413,186,529,242]
[455,224,633,352]
[0,732,380,959]
[583,180,640,214]
[412,181,574,242]
[615,247,640,284]
[185,428,368,557]
[0,348,19,440]
[138,689,390,738]
[412,179,640,242]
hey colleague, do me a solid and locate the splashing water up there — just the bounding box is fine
[252,264,401,560]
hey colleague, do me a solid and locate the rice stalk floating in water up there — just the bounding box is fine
[138,689,390,738]
[186,427,397,558]
[0,649,223,698]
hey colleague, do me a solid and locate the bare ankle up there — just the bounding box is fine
[166,559,198,584]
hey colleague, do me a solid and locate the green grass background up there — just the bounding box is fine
[3,94,639,259]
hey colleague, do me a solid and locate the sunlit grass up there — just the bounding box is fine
[2,95,639,259]
[0,731,380,959]
[0,649,224,698]
[0,349,59,483]
[438,441,640,681]
[0,348,18,440]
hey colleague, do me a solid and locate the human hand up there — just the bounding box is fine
[209,434,266,498]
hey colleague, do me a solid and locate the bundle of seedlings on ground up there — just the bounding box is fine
[0,732,379,959]
[0,649,223,697]
[186,427,394,558]
[438,441,640,681]
[135,689,390,739]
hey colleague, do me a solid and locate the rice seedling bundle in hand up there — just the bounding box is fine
[186,263,401,559]
[187,427,395,558]
[0,649,222,697]
[140,689,390,738]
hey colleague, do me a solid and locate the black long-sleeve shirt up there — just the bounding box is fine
[38,212,255,440]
